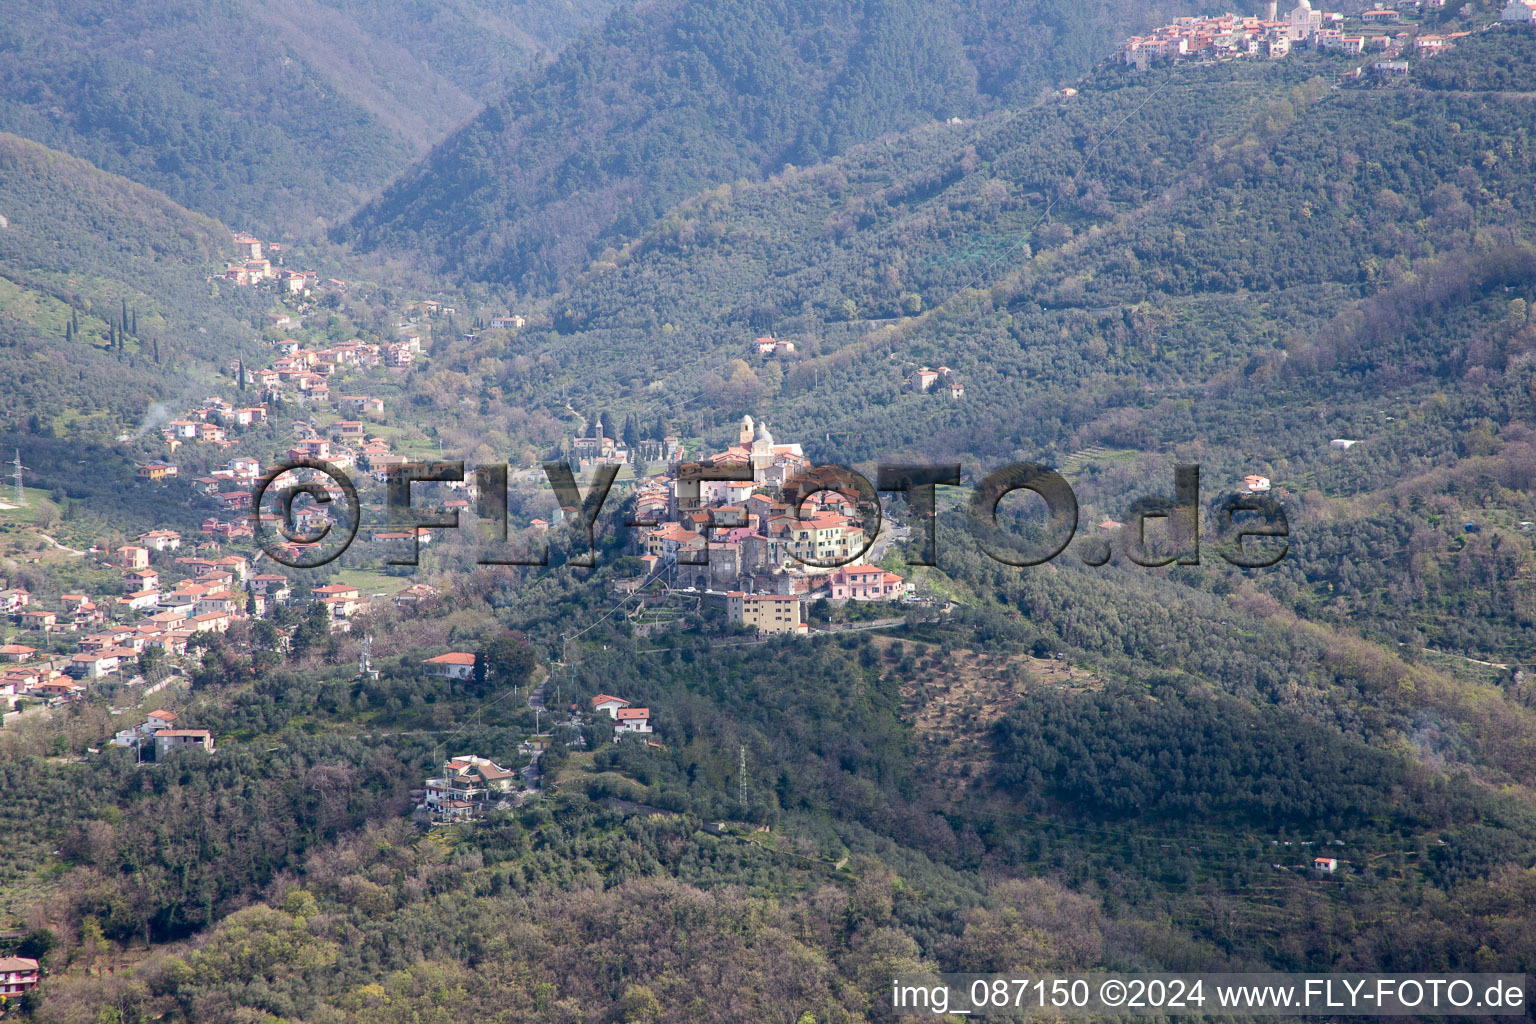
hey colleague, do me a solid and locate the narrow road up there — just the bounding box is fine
[35,532,85,556]
[818,616,906,634]
[1421,647,1510,671]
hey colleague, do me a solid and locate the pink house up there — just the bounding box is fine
[826,564,907,601]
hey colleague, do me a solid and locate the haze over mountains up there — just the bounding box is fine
[0,0,622,233]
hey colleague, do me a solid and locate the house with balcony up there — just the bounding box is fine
[825,564,908,601]
[421,754,518,818]
[0,956,40,1000]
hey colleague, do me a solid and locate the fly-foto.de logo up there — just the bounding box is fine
[247,460,1290,571]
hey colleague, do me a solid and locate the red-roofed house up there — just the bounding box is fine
[614,707,652,735]
[425,652,476,680]
[592,694,632,717]
[0,956,40,999]
[826,564,908,601]
[0,644,35,662]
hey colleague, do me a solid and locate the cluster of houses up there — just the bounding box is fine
[260,335,416,402]
[0,541,239,703]
[592,693,653,738]
[752,335,797,357]
[158,395,271,455]
[220,232,331,294]
[1117,1,1452,67]
[0,509,441,717]
[908,366,964,397]
[625,416,912,635]
[136,330,416,544]
[108,708,214,757]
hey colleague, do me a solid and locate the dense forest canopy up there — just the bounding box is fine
[341,0,1227,291]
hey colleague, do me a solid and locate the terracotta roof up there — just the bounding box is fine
[426,652,476,666]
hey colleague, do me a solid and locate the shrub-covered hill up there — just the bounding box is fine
[0,132,261,436]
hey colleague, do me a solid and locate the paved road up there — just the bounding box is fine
[867,519,908,563]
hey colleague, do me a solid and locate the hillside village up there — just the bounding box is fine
[1118,0,1534,70]
[1,228,926,783]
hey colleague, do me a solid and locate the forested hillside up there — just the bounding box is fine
[411,34,1536,660]
[0,0,622,233]
[0,132,257,436]
[342,0,1219,291]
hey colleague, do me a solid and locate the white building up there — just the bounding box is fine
[111,709,179,747]
[1288,0,1324,38]
[422,754,518,816]
[1503,0,1536,21]
[614,707,653,735]
[592,694,632,718]
[424,652,476,680]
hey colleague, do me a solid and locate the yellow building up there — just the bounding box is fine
[726,592,806,635]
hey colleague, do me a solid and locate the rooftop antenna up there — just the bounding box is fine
[12,449,24,507]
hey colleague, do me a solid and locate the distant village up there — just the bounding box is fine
[597,414,916,635]
[1117,0,1535,72]
[217,232,337,294]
